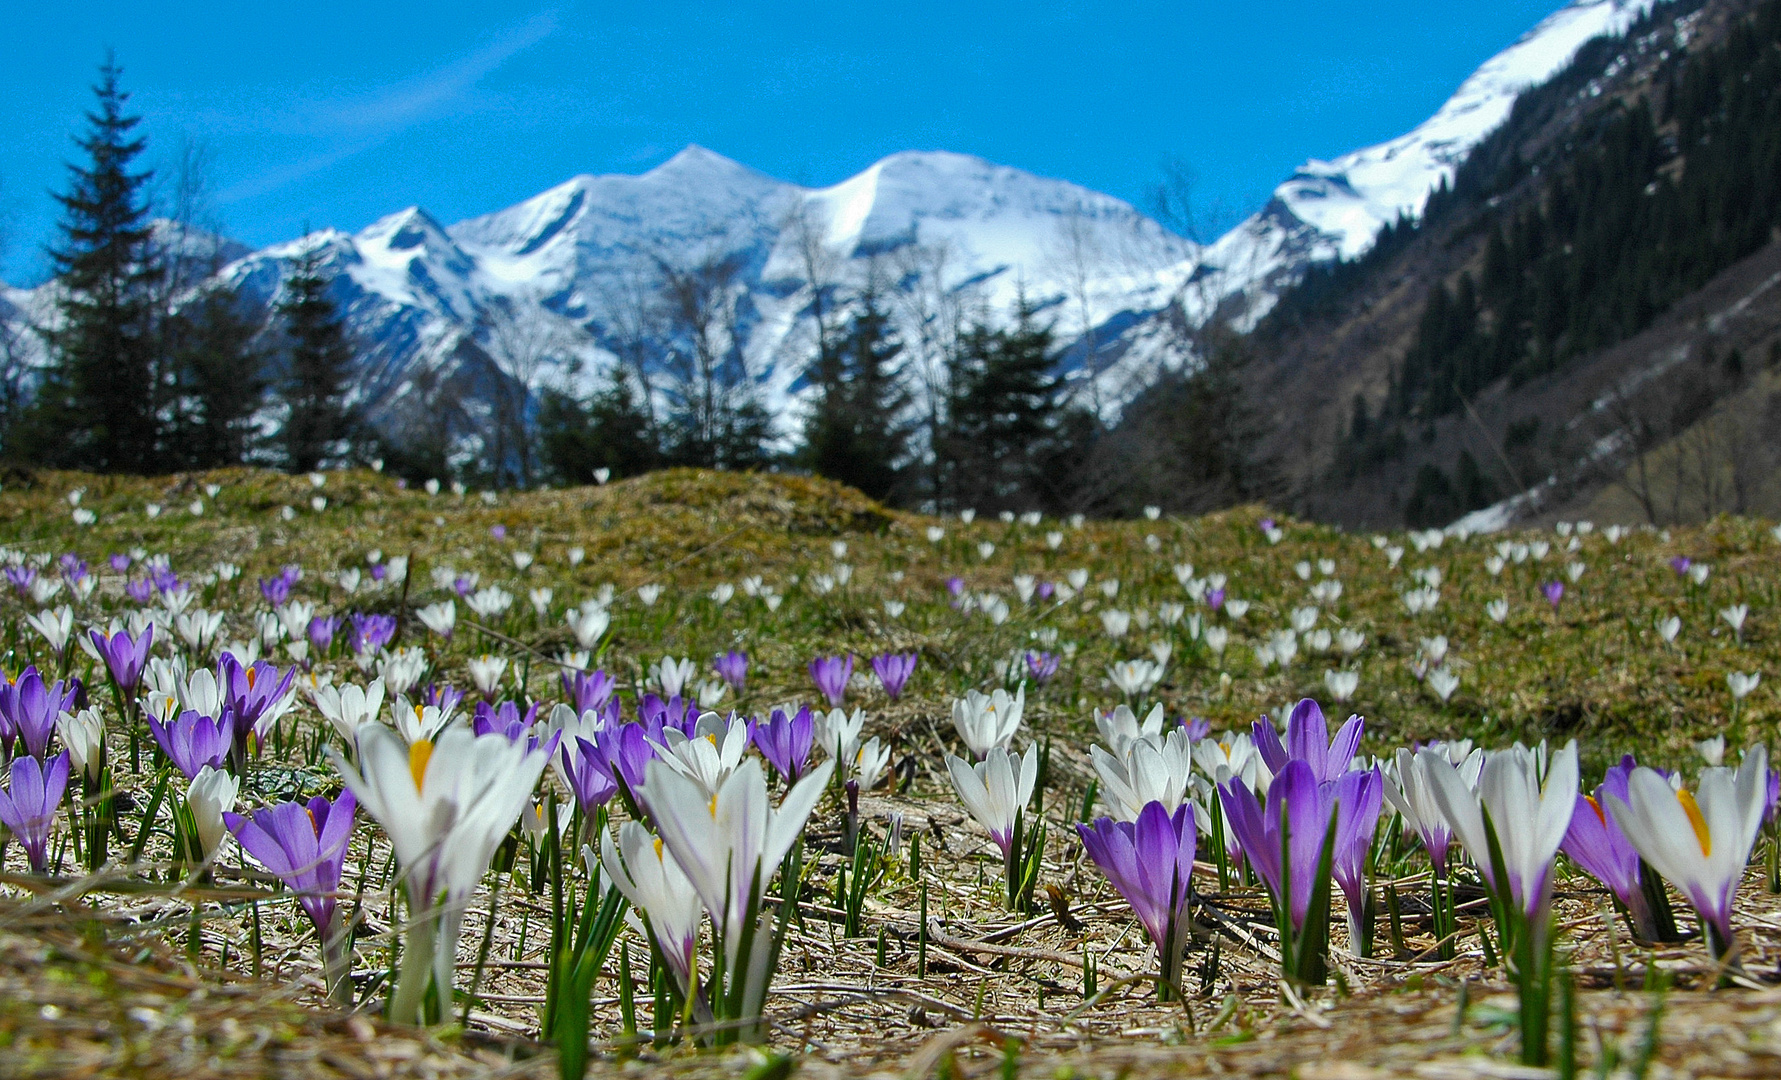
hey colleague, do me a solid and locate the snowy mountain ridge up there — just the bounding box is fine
[0,1,1656,463]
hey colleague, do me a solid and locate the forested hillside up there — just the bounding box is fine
[1240,0,1781,529]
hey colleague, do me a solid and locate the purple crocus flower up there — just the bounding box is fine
[370,563,388,583]
[59,554,88,584]
[0,667,81,760]
[1025,651,1060,685]
[1542,580,1565,611]
[421,682,465,714]
[108,553,131,573]
[125,578,155,605]
[4,565,35,594]
[490,524,507,540]
[472,699,542,742]
[1670,556,1691,576]
[224,789,357,940]
[713,650,749,694]
[90,625,153,693]
[1259,518,1276,533]
[150,566,180,595]
[1252,698,1364,785]
[1036,581,1055,601]
[307,615,342,654]
[561,668,617,715]
[1562,756,1660,939]
[1206,587,1226,612]
[637,693,697,741]
[561,736,620,812]
[870,652,918,700]
[1328,767,1384,936]
[0,751,70,872]
[217,654,295,759]
[809,654,854,708]
[259,574,292,607]
[148,709,234,779]
[1077,801,1197,992]
[592,723,656,797]
[452,575,476,597]
[1183,716,1212,742]
[750,706,815,782]
[1219,760,1335,930]
[349,612,397,655]
[945,577,965,598]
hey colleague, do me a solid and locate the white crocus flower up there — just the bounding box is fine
[852,736,891,791]
[814,707,867,767]
[565,606,609,650]
[416,601,457,638]
[1094,702,1165,754]
[466,586,514,620]
[600,821,703,993]
[1092,728,1194,821]
[1605,746,1768,956]
[1695,735,1726,767]
[652,655,697,699]
[1423,740,1578,915]
[529,587,554,616]
[946,745,1038,857]
[1656,615,1681,643]
[1099,609,1131,639]
[1728,672,1761,700]
[57,707,106,783]
[1426,667,1460,703]
[467,654,508,697]
[26,606,74,656]
[313,678,387,742]
[391,695,457,744]
[1108,658,1164,697]
[647,756,833,976]
[174,609,225,653]
[378,647,428,697]
[1192,730,1268,792]
[951,684,1025,759]
[653,712,751,799]
[1203,625,1229,656]
[1486,598,1509,624]
[1383,744,1483,872]
[187,765,240,861]
[331,724,550,1025]
[1721,604,1749,639]
[1323,669,1359,703]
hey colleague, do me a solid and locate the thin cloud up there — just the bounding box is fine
[219,10,559,204]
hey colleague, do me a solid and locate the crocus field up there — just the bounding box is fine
[2,466,1781,1080]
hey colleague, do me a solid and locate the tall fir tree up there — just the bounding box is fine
[944,296,1061,511]
[800,286,909,500]
[277,243,354,472]
[31,56,163,472]
[165,285,266,468]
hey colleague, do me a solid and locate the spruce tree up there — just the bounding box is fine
[32,56,163,472]
[945,297,1061,511]
[801,286,909,500]
[165,285,266,468]
[277,243,354,472]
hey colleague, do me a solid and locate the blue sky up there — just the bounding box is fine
[2,0,1566,285]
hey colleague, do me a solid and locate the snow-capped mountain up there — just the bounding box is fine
[1201,0,1657,324]
[0,0,1654,461]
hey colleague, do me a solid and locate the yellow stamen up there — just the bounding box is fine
[1584,794,1606,825]
[245,667,257,688]
[306,807,318,835]
[1677,789,1711,857]
[409,739,434,792]
[709,795,718,818]
[654,837,665,861]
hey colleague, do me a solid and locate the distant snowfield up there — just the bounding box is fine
[1,1,1656,448]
